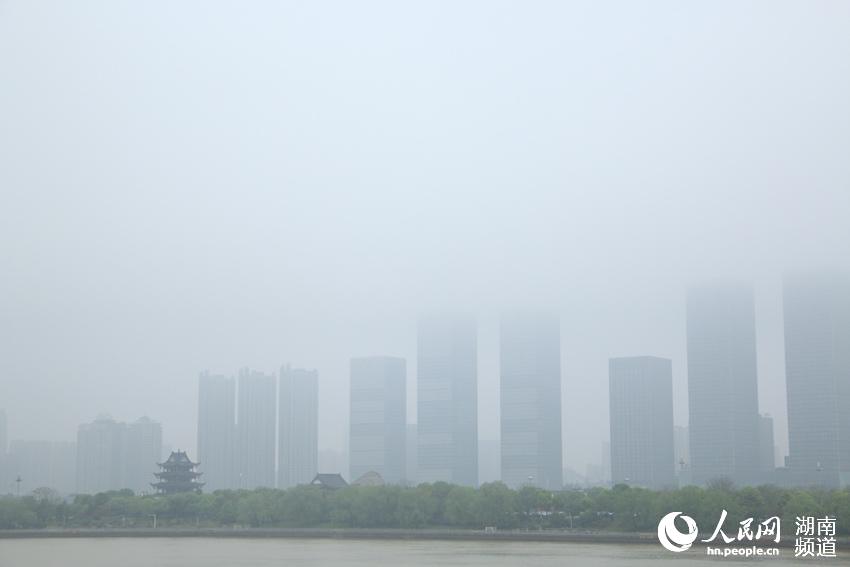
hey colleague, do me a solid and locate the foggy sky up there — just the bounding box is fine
[1,1,849,474]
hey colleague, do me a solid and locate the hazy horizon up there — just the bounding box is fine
[1,1,849,475]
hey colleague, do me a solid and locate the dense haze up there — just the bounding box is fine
[1,1,849,475]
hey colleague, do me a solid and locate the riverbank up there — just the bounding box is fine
[3,527,843,551]
[0,527,660,544]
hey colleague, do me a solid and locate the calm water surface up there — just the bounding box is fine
[0,539,847,567]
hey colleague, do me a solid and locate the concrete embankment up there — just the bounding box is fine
[0,527,658,544]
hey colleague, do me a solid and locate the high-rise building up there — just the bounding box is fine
[7,440,76,495]
[500,312,563,490]
[673,426,690,471]
[75,415,162,494]
[417,314,478,486]
[783,273,850,488]
[0,409,7,457]
[349,356,406,484]
[478,439,501,484]
[278,365,319,488]
[759,414,776,476]
[608,356,675,490]
[237,368,277,489]
[197,372,237,491]
[406,424,418,485]
[76,415,126,494]
[124,417,162,494]
[0,409,7,492]
[686,283,761,486]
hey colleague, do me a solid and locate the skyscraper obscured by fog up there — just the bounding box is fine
[75,415,162,494]
[76,415,126,494]
[197,372,236,491]
[278,365,319,488]
[349,356,407,484]
[417,315,478,486]
[406,424,418,484]
[124,417,162,494]
[0,409,6,492]
[500,312,563,490]
[237,368,276,489]
[758,414,776,474]
[686,284,760,486]
[608,356,675,490]
[783,273,850,488]
[0,409,6,456]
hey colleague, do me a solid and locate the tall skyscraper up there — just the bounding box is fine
[237,368,277,489]
[278,365,319,488]
[758,414,776,475]
[0,409,6,456]
[76,415,126,494]
[500,312,563,490]
[197,372,237,491]
[349,356,406,484]
[0,409,7,492]
[686,283,761,486]
[406,424,418,485]
[75,415,163,494]
[417,314,478,486]
[124,417,162,494]
[783,273,850,488]
[608,356,675,490]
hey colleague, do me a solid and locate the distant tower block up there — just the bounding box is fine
[686,283,761,486]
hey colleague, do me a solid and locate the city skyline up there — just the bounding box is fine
[0,275,832,475]
[2,273,850,493]
[1,0,849,502]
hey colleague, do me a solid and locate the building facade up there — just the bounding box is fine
[197,372,237,491]
[500,312,563,490]
[124,417,162,494]
[0,409,6,457]
[608,356,675,489]
[349,356,407,484]
[759,413,776,476]
[783,273,850,488]
[278,365,319,488]
[417,314,478,486]
[75,415,126,494]
[75,415,163,494]
[237,368,277,489]
[686,283,761,486]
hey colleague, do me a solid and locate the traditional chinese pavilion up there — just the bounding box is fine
[152,450,204,495]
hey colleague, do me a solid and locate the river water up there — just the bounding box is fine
[0,538,846,566]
